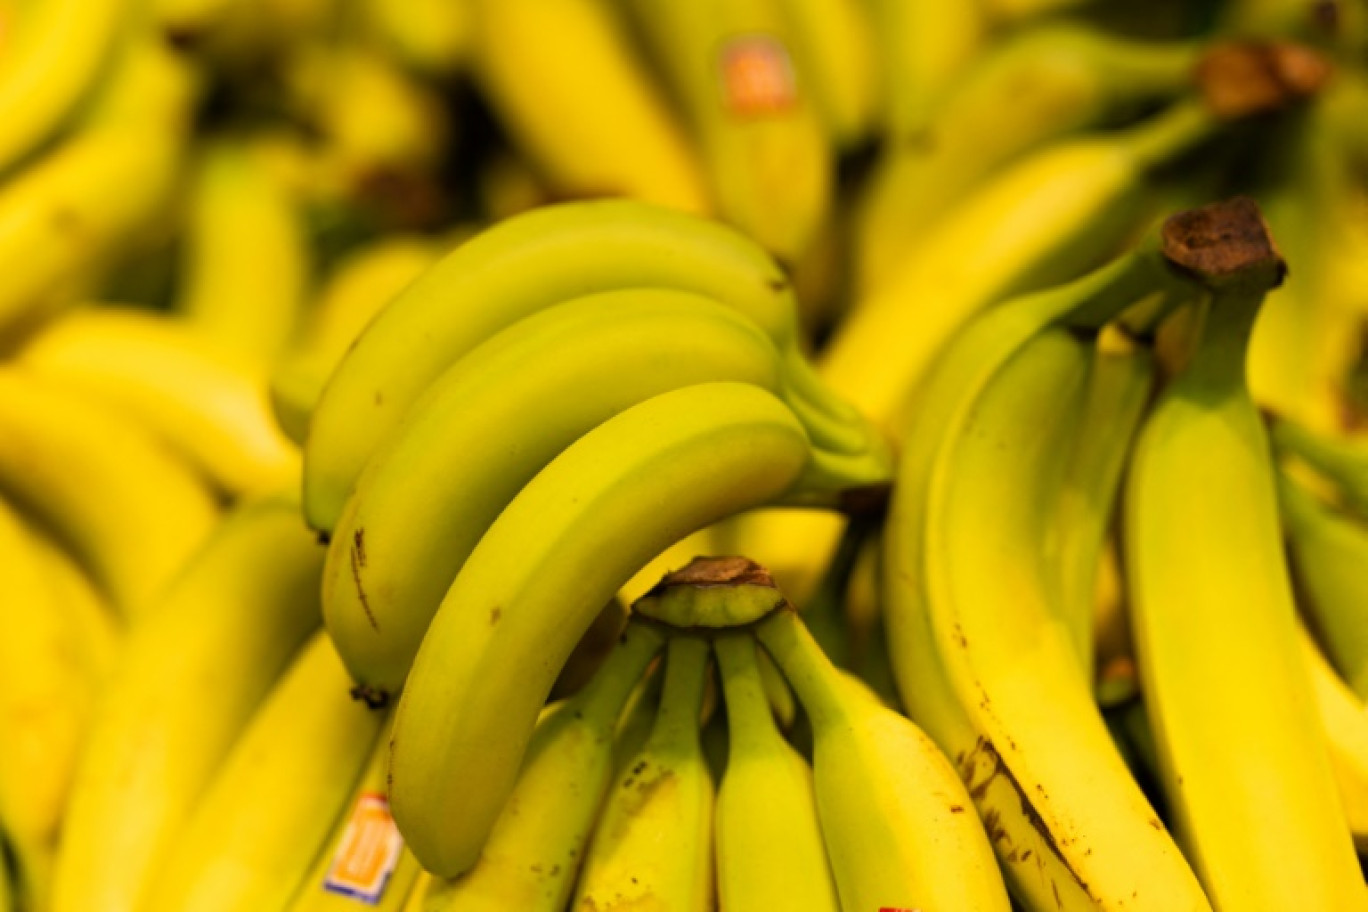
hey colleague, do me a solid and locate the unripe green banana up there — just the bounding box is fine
[570,634,715,911]
[324,290,788,702]
[303,198,873,533]
[51,496,323,912]
[423,621,665,910]
[388,381,812,877]
[713,632,838,911]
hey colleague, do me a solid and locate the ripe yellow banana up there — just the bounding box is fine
[51,495,323,912]
[1124,200,1367,908]
[303,198,875,532]
[756,604,1011,911]
[324,289,791,701]
[774,0,879,149]
[1302,624,1368,852]
[359,0,471,76]
[618,0,832,262]
[570,634,715,911]
[713,631,839,911]
[388,381,812,876]
[141,631,386,912]
[19,305,300,497]
[866,0,987,140]
[0,367,219,619]
[422,620,665,910]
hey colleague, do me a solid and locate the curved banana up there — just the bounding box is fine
[1302,625,1368,852]
[1124,201,1367,908]
[570,634,714,911]
[1273,416,1368,515]
[388,381,812,876]
[422,620,665,910]
[271,235,440,444]
[51,496,323,912]
[0,0,126,175]
[472,0,709,215]
[324,290,787,700]
[141,631,386,912]
[359,0,472,75]
[19,305,300,497]
[713,631,838,911]
[303,198,873,532]
[618,0,832,262]
[0,367,219,619]
[866,0,986,140]
[756,604,1010,911]
[775,0,879,149]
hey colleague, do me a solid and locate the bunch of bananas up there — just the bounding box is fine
[2,0,1368,910]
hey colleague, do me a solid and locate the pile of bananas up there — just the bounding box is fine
[1,0,1368,910]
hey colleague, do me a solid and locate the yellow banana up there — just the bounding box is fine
[1124,200,1367,908]
[775,0,880,149]
[388,381,812,877]
[1272,415,1368,514]
[19,305,300,498]
[0,367,219,619]
[422,620,665,910]
[358,0,472,76]
[140,631,386,912]
[1302,625,1368,852]
[51,496,323,912]
[866,0,987,140]
[570,634,714,911]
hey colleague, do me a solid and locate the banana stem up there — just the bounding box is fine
[1120,99,1218,174]
[714,634,780,751]
[569,620,667,730]
[799,517,876,667]
[754,607,847,730]
[647,636,712,751]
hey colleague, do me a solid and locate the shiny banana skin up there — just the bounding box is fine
[0,498,119,911]
[1123,209,1368,908]
[303,198,871,533]
[618,0,832,263]
[388,381,812,877]
[712,632,838,912]
[571,635,714,911]
[324,290,788,700]
[19,305,300,498]
[883,243,1212,911]
[423,621,665,910]
[0,0,127,175]
[141,632,386,912]
[270,235,440,445]
[854,23,1200,294]
[1301,625,1368,852]
[756,606,1010,911]
[774,0,879,148]
[0,367,219,619]
[51,496,323,912]
[471,0,709,214]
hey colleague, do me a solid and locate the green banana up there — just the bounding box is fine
[51,495,323,912]
[422,620,665,910]
[388,381,812,877]
[713,631,839,911]
[1124,199,1367,908]
[303,198,876,532]
[324,290,792,700]
[140,631,386,912]
[570,634,715,910]
[756,604,1011,911]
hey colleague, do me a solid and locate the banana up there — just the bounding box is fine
[359,0,472,75]
[303,198,875,533]
[0,497,118,912]
[853,23,1201,294]
[755,603,1010,911]
[323,290,791,700]
[1273,415,1368,515]
[883,224,1221,910]
[1123,200,1367,908]
[175,135,312,364]
[550,596,629,701]
[472,0,709,215]
[865,0,987,141]
[618,0,832,263]
[422,620,665,910]
[140,631,386,912]
[0,0,126,175]
[712,631,839,911]
[570,634,714,911]
[51,495,323,912]
[270,235,440,444]
[19,305,300,497]
[388,381,812,876]
[1302,624,1368,852]
[0,367,219,619]
[774,0,879,148]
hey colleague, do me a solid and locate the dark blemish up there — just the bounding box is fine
[767,276,789,293]
[316,530,331,546]
[349,684,389,709]
[490,606,502,625]
[550,865,560,876]
[51,207,82,235]
[1148,818,1163,831]
[353,528,367,567]
[349,541,378,631]
[1021,849,1033,862]
[949,805,965,813]
[1053,880,1063,910]
[374,391,384,406]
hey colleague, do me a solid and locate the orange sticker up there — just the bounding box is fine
[322,793,404,904]
[719,35,797,117]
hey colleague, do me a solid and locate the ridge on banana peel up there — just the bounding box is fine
[1124,199,1368,908]
[883,212,1235,910]
[303,198,878,533]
